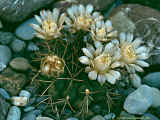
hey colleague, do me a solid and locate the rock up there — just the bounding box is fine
[0,45,12,71]
[15,18,38,40]
[27,42,39,51]
[109,4,160,65]
[123,85,153,115]
[52,0,114,12]
[104,113,116,120]
[143,72,160,88]
[141,113,160,120]
[110,11,136,33]
[0,95,10,120]
[9,57,30,71]
[19,90,31,99]
[7,106,21,120]
[36,117,54,120]
[0,88,10,100]
[66,117,79,120]
[151,87,160,108]
[22,113,36,120]
[11,96,28,106]
[0,20,2,28]
[0,68,28,96]
[0,32,14,45]
[11,39,26,52]
[0,0,54,22]
[24,106,35,112]
[91,115,105,120]
[119,111,136,120]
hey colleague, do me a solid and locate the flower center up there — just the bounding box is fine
[121,44,137,64]
[76,16,92,30]
[93,53,111,73]
[97,27,106,39]
[42,20,56,33]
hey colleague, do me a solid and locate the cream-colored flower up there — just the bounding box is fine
[31,8,66,40]
[40,54,65,77]
[118,32,150,73]
[65,4,103,32]
[91,20,117,42]
[79,41,121,85]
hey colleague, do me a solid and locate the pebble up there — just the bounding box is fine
[11,96,28,106]
[19,90,31,99]
[104,113,116,120]
[141,113,160,120]
[22,113,36,120]
[0,88,10,100]
[0,45,12,71]
[91,115,105,120]
[11,39,26,52]
[15,18,38,40]
[36,116,54,120]
[24,106,35,112]
[151,87,160,108]
[119,111,136,120]
[143,72,160,88]
[7,106,21,120]
[66,117,79,120]
[123,85,153,115]
[27,42,39,51]
[0,32,14,45]
[9,57,30,71]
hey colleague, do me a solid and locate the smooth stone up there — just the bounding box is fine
[10,57,30,71]
[11,39,26,52]
[119,111,136,120]
[7,106,21,120]
[104,113,116,120]
[36,116,54,120]
[0,88,10,100]
[15,18,38,40]
[19,90,31,99]
[22,113,36,120]
[0,0,54,22]
[0,45,12,71]
[151,87,160,108]
[24,106,35,112]
[123,85,153,115]
[143,72,160,88]
[11,96,28,106]
[0,95,10,120]
[0,32,14,45]
[0,68,28,96]
[91,115,105,120]
[66,117,79,120]
[110,11,136,33]
[141,113,160,120]
[27,42,39,51]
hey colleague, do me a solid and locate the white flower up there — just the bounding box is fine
[79,41,121,85]
[31,8,66,40]
[118,32,150,73]
[65,4,103,32]
[91,20,117,42]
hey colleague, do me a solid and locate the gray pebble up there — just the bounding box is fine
[36,116,54,120]
[11,39,26,52]
[15,18,38,40]
[0,32,14,45]
[7,106,21,120]
[11,96,28,106]
[151,87,160,108]
[141,113,160,120]
[0,88,10,100]
[9,57,30,71]
[91,115,105,120]
[66,117,79,120]
[124,85,153,115]
[143,72,160,88]
[27,42,39,51]
[22,113,36,120]
[24,106,35,112]
[19,90,31,99]
[0,45,12,71]
[104,113,116,120]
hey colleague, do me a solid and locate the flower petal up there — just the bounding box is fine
[136,46,147,54]
[132,37,142,48]
[58,13,66,27]
[85,66,92,73]
[137,53,149,60]
[82,48,93,58]
[130,74,141,88]
[94,40,103,49]
[110,70,121,80]
[86,43,95,54]
[111,61,122,68]
[79,56,90,65]
[127,33,134,43]
[136,60,149,67]
[86,4,94,15]
[105,73,116,84]
[79,4,85,16]
[129,64,144,72]
[97,74,107,85]
[120,32,126,43]
[88,71,97,80]
[105,20,112,32]
[53,8,60,22]
[34,15,42,24]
